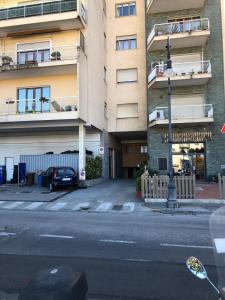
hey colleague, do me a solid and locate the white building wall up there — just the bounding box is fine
[0,131,101,165]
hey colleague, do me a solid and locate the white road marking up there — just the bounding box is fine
[47,203,67,211]
[100,239,137,244]
[123,258,152,262]
[39,234,74,239]
[72,202,90,211]
[96,202,113,212]
[4,202,24,209]
[0,232,16,236]
[214,238,225,253]
[123,202,135,212]
[161,243,213,249]
[0,201,6,206]
[25,202,44,210]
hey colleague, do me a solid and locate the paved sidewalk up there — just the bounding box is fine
[0,184,70,202]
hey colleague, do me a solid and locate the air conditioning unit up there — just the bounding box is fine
[157,110,165,120]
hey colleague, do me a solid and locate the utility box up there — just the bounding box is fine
[19,266,88,300]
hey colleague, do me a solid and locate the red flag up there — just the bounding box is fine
[221,124,225,134]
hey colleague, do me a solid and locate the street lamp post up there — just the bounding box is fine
[165,37,177,209]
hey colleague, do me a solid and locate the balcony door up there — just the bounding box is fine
[17,41,50,64]
[17,86,50,113]
[172,53,202,75]
[171,94,205,119]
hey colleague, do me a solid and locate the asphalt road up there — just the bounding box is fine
[0,209,222,300]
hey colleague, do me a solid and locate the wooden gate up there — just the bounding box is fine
[141,173,196,199]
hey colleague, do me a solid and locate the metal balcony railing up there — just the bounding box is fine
[0,0,77,21]
[0,45,78,69]
[148,60,211,83]
[149,104,213,123]
[0,96,78,116]
[147,18,210,45]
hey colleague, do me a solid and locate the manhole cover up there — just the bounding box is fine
[113,204,123,211]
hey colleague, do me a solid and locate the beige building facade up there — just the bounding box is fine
[0,0,147,180]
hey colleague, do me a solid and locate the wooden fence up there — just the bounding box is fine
[141,173,196,199]
[218,174,225,199]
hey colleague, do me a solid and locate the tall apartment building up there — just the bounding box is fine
[106,0,147,178]
[0,0,147,181]
[146,0,225,180]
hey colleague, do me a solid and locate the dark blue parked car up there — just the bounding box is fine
[42,167,78,192]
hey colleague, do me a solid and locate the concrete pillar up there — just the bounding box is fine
[79,123,86,174]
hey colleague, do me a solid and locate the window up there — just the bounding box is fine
[17,42,50,64]
[117,68,138,83]
[158,158,168,171]
[117,103,138,118]
[17,86,50,114]
[116,2,136,17]
[116,35,137,51]
[140,146,148,153]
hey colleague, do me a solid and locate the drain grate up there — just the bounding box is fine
[112,204,123,211]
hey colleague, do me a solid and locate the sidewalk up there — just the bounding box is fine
[0,184,70,202]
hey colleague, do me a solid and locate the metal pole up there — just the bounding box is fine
[166,37,177,209]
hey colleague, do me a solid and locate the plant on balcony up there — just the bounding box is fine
[2,56,13,66]
[51,51,61,61]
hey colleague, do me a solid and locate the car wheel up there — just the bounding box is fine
[49,182,54,192]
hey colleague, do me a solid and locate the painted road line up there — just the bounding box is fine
[100,239,137,244]
[0,201,6,206]
[123,202,135,212]
[47,203,67,211]
[25,202,44,210]
[4,202,24,209]
[72,202,90,211]
[123,258,152,263]
[214,238,225,253]
[0,232,16,236]
[39,234,74,239]
[96,202,113,212]
[161,243,213,249]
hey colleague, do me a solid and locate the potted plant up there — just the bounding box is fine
[51,51,61,61]
[2,56,13,66]
[135,176,142,198]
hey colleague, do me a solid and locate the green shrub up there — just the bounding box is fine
[134,162,157,179]
[85,156,102,180]
[136,177,142,192]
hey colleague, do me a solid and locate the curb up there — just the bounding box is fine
[145,198,225,205]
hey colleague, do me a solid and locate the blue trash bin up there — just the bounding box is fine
[0,166,6,185]
[37,175,42,188]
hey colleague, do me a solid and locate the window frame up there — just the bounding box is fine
[115,2,136,17]
[116,35,137,51]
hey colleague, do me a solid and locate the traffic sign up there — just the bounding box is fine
[221,124,225,134]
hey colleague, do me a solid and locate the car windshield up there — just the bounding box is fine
[57,168,75,176]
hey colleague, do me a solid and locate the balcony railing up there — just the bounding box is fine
[149,104,213,123]
[148,60,211,83]
[0,45,78,70]
[0,96,78,116]
[0,0,77,21]
[148,18,210,45]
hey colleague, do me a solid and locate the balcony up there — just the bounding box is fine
[0,45,79,78]
[147,19,210,51]
[149,104,214,127]
[146,0,206,14]
[0,96,79,125]
[0,1,84,37]
[148,60,212,89]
